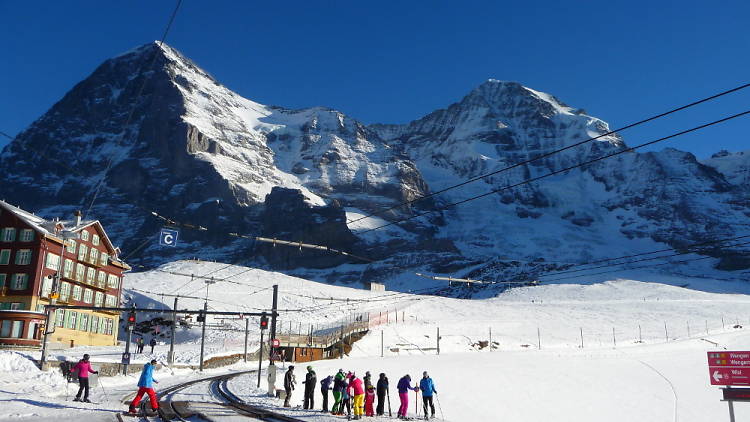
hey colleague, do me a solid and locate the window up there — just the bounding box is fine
[99,317,106,334]
[10,274,28,290]
[55,309,65,327]
[0,274,5,289]
[107,274,120,289]
[0,302,9,310]
[1,228,16,242]
[94,291,104,307]
[41,276,53,298]
[99,252,108,266]
[77,244,87,261]
[81,231,89,242]
[59,282,71,302]
[105,318,113,335]
[66,239,76,254]
[19,229,34,242]
[15,250,32,265]
[92,234,100,246]
[79,313,89,331]
[36,304,45,312]
[75,264,85,281]
[105,294,117,307]
[91,315,99,333]
[10,321,23,338]
[9,302,23,310]
[86,267,95,284]
[0,250,9,265]
[45,252,60,270]
[96,271,106,287]
[89,248,98,264]
[83,289,93,304]
[0,320,10,337]
[63,259,73,278]
[67,311,77,329]
[72,285,82,301]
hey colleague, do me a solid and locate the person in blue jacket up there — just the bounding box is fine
[128,359,160,414]
[320,374,333,412]
[419,371,437,419]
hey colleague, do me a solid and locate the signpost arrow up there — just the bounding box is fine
[715,371,723,383]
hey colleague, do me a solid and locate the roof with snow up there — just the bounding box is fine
[0,200,130,270]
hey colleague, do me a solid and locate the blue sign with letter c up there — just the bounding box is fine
[159,228,179,247]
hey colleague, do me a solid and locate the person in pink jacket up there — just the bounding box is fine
[71,354,98,402]
[349,372,365,419]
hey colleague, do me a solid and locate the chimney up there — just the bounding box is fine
[74,210,82,227]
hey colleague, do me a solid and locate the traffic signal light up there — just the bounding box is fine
[197,311,205,323]
[260,315,269,330]
[127,311,136,328]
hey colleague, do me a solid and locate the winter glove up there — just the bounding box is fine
[94,371,99,374]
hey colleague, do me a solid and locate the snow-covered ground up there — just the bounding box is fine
[2,260,750,421]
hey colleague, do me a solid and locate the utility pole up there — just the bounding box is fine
[270,285,278,364]
[244,317,249,363]
[437,327,440,355]
[257,320,265,388]
[169,296,178,366]
[199,301,207,372]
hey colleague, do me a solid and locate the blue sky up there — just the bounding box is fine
[1,1,748,158]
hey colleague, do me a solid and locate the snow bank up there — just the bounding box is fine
[0,351,67,398]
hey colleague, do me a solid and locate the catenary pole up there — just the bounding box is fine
[169,296,177,365]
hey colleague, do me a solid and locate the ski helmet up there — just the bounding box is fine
[83,354,90,360]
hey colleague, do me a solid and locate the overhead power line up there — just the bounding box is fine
[358,110,750,235]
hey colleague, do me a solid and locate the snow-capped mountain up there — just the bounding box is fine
[0,42,747,288]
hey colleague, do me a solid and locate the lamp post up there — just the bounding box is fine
[40,230,78,370]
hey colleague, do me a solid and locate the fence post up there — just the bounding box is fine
[706,320,709,335]
[437,327,440,355]
[489,327,492,352]
[612,327,616,348]
[580,328,584,348]
[537,327,541,350]
[687,321,690,338]
[664,321,669,342]
[638,324,642,343]
[722,317,725,330]
[381,330,384,358]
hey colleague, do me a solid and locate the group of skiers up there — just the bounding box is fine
[283,365,438,420]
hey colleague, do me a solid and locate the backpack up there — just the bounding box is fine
[59,361,73,382]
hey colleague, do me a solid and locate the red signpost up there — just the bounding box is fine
[708,351,750,422]
[708,352,750,386]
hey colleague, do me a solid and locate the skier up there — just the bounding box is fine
[331,369,346,414]
[364,371,373,390]
[341,373,352,417]
[128,359,159,414]
[71,354,98,402]
[320,374,333,412]
[397,374,418,419]
[149,338,157,354]
[136,337,145,353]
[376,373,389,416]
[283,365,296,407]
[350,372,365,419]
[365,385,376,417]
[302,365,317,409]
[419,371,437,419]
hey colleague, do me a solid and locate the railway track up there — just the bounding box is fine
[116,370,305,422]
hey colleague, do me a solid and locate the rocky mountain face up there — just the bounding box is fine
[1,42,748,291]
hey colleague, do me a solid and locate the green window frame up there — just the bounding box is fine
[1,228,16,242]
[19,229,34,242]
[0,250,10,265]
[15,249,32,265]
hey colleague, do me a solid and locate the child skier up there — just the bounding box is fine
[71,354,98,402]
[365,385,376,417]
[128,359,159,414]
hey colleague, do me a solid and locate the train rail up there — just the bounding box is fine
[116,370,305,422]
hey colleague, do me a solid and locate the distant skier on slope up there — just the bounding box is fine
[128,359,159,414]
[376,373,389,416]
[397,374,419,420]
[302,365,317,409]
[71,354,98,402]
[419,371,437,419]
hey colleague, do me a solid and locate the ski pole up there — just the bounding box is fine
[436,394,445,420]
[99,378,109,401]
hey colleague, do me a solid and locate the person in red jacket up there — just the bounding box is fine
[71,354,98,402]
